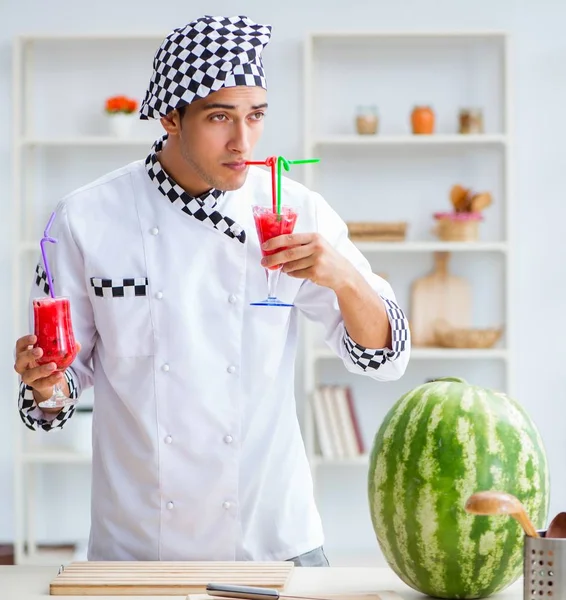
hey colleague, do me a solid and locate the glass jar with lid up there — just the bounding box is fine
[355,105,378,135]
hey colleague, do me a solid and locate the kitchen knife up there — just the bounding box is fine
[206,583,333,600]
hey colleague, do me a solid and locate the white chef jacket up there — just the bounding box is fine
[19,136,410,562]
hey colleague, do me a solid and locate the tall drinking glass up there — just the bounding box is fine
[33,296,78,409]
[250,204,298,307]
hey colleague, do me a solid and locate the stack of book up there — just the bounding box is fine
[311,384,365,459]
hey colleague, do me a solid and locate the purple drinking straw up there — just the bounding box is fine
[40,211,57,299]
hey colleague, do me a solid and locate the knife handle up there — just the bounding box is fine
[206,583,280,600]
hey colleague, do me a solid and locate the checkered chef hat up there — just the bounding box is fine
[139,15,272,120]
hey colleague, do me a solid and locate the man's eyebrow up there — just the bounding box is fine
[201,102,269,110]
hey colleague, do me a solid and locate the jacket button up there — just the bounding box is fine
[162,364,170,372]
[166,501,174,510]
[224,435,233,444]
[150,227,159,236]
[227,365,236,374]
[222,501,231,510]
[228,294,237,304]
[155,291,164,299]
[164,435,173,444]
[230,224,243,236]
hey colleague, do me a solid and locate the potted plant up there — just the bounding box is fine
[105,95,138,137]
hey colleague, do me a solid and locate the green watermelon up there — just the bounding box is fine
[368,377,550,599]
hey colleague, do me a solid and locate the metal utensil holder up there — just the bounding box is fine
[525,531,565,600]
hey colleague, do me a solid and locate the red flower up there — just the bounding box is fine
[105,95,138,114]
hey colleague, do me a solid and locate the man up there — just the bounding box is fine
[13,15,410,565]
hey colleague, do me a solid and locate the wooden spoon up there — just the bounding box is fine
[465,491,539,537]
[546,512,566,538]
[450,184,470,212]
[470,192,492,213]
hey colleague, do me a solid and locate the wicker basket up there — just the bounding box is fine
[433,212,482,242]
[434,321,503,349]
[347,221,407,241]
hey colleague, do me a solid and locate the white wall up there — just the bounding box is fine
[1,0,565,564]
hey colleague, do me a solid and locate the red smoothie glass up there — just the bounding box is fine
[33,296,78,409]
[251,205,298,307]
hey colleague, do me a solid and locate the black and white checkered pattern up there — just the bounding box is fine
[344,296,409,371]
[139,15,272,119]
[90,277,149,298]
[35,262,51,296]
[145,135,246,243]
[18,368,79,431]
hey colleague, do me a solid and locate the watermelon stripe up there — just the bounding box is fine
[399,389,440,593]
[414,400,445,594]
[454,414,478,593]
[391,385,438,586]
[497,396,548,591]
[386,389,426,587]
[472,390,512,597]
[511,398,551,519]
[493,392,527,594]
[368,386,422,587]
[476,388,504,456]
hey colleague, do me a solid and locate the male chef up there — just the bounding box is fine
[13,15,411,565]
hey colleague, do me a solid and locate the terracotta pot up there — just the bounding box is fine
[411,106,435,134]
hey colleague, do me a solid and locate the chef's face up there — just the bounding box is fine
[171,86,267,192]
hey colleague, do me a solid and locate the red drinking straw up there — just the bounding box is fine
[245,156,278,213]
[266,156,277,213]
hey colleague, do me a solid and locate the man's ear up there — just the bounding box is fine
[160,110,182,135]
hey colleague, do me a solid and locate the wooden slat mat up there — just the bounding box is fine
[50,561,294,596]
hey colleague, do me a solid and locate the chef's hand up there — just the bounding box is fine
[261,233,356,292]
[13,335,80,411]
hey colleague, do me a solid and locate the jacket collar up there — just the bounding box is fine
[144,135,246,243]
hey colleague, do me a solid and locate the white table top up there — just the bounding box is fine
[0,565,525,600]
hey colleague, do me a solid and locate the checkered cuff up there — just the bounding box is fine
[344,296,409,371]
[18,368,79,431]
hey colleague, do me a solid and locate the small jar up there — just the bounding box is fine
[355,105,378,135]
[458,108,484,134]
[411,106,435,134]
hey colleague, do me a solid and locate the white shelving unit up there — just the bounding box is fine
[301,30,513,562]
[11,33,166,565]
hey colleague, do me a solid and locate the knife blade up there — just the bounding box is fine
[206,583,333,600]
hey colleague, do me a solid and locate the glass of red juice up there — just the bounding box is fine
[251,204,298,307]
[33,296,78,409]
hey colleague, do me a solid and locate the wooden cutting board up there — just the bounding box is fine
[409,252,471,346]
[201,593,405,600]
[49,561,294,596]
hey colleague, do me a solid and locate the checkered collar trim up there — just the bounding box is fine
[145,135,246,244]
[146,135,224,208]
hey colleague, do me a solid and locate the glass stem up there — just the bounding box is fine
[266,267,282,300]
[38,377,71,409]
[53,382,66,399]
